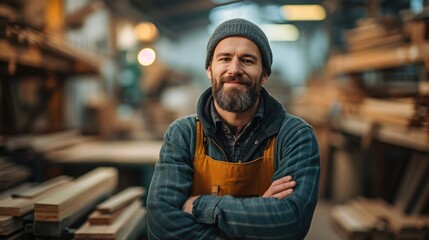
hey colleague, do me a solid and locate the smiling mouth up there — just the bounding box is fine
[223,80,248,87]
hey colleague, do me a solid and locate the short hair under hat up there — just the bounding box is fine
[205,18,273,75]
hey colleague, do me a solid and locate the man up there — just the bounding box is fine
[147,18,320,239]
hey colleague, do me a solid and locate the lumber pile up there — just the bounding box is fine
[4,130,95,153]
[0,183,33,237]
[0,175,72,217]
[0,176,71,237]
[331,197,429,240]
[359,97,415,128]
[0,158,31,191]
[34,167,117,222]
[331,154,429,239]
[344,16,406,52]
[75,186,146,239]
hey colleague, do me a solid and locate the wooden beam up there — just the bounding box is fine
[0,176,72,216]
[75,200,145,239]
[96,187,145,214]
[327,42,429,75]
[34,167,118,222]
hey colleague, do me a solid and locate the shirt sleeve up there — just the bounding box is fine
[146,119,227,240]
[191,125,320,240]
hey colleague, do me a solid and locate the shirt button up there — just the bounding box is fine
[224,128,228,132]
[236,142,240,146]
[254,140,259,144]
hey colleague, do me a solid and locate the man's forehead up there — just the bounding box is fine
[214,37,260,56]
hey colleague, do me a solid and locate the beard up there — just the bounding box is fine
[212,74,262,113]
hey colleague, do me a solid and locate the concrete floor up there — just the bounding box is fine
[306,201,344,240]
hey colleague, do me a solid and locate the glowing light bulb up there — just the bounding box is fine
[137,48,156,66]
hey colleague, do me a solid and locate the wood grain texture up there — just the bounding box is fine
[35,167,118,212]
[74,200,144,239]
[96,187,144,214]
[0,177,72,216]
[34,167,118,222]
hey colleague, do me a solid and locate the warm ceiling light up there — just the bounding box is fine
[134,22,159,42]
[137,48,156,66]
[262,24,299,41]
[117,23,137,50]
[281,5,326,21]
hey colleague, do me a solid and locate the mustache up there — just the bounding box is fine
[220,76,252,85]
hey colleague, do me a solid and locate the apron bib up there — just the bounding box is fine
[191,120,275,197]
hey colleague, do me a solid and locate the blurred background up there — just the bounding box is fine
[0,0,428,239]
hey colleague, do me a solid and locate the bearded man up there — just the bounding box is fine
[147,18,320,240]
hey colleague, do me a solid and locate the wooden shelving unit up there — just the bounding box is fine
[327,42,429,74]
[0,0,105,134]
[322,12,429,240]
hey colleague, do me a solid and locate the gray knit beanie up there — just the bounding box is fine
[205,18,273,75]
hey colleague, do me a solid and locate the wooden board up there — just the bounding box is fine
[88,208,124,225]
[394,155,429,213]
[33,192,110,238]
[11,175,72,199]
[0,177,73,216]
[327,42,429,75]
[34,177,116,221]
[0,217,22,236]
[35,167,117,213]
[74,200,144,239]
[331,204,370,240]
[44,140,162,164]
[96,187,144,214]
[411,176,429,215]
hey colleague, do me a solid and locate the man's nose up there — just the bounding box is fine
[227,58,244,75]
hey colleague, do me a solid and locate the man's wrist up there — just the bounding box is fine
[192,195,222,225]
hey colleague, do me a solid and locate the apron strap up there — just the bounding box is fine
[263,136,276,159]
[195,119,206,156]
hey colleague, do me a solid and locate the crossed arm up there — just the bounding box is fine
[183,176,296,214]
[147,120,320,240]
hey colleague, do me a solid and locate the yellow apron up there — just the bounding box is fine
[191,120,275,197]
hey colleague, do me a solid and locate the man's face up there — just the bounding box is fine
[207,37,268,113]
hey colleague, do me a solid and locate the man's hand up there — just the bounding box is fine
[182,195,199,214]
[262,175,296,200]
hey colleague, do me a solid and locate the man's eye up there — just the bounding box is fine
[219,58,230,62]
[243,59,255,64]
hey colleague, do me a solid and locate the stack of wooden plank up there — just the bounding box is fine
[0,158,31,191]
[31,167,118,238]
[344,17,406,52]
[359,97,415,128]
[0,175,72,217]
[0,176,72,237]
[34,167,117,222]
[331,197,429,240]
[75,186,146,240]
[331,154,429,239]
[0,183,33,237]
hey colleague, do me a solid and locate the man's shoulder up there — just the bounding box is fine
[168,114,198,131]
[280,112,315,133]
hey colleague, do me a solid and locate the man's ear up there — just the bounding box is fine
[206,66,212,80]
[260,71,269,84]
